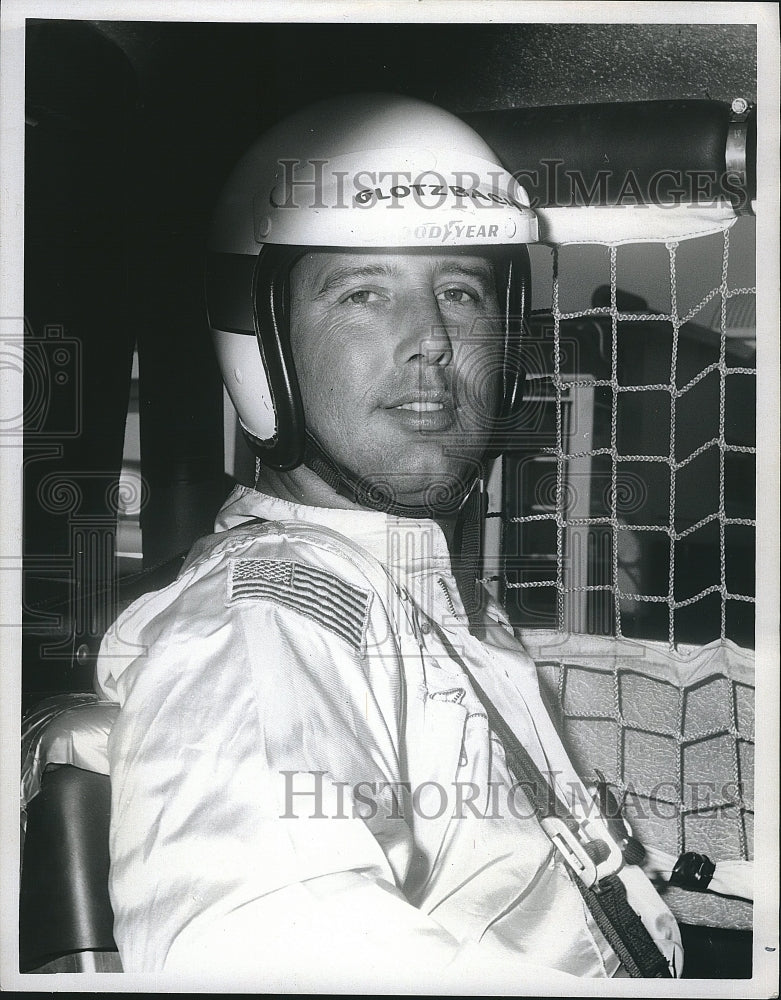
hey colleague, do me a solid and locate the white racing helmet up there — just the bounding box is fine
[205,93,538,509]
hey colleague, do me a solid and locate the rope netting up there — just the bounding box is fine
[499,227,757,651]
[487,224,757,928]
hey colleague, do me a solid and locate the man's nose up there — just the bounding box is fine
[394,293,454,367]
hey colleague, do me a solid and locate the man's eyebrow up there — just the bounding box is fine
[310,258,497,297]
[434,261,495,283]
[313,262,398,297]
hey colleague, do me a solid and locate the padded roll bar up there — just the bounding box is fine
[463,100,755,213]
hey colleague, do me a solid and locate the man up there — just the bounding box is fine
[96,94,682,987]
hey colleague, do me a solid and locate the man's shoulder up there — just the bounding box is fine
[99,515,393,697]
[181,516,382,585]
[127,516,391,639]
[179,516,279,571]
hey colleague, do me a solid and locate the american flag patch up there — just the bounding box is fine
[228,558,372,652]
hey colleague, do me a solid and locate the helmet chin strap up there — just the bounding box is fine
[302,430,482,521]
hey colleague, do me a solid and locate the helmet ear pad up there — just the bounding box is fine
[249,243,530,471]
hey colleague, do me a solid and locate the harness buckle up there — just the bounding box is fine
[541,815,623,889]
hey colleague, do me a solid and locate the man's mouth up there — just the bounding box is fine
[385,391,451,412]
[395,400,445,412]
[383,392,455,433]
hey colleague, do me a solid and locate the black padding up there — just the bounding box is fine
[679,924,753,979]
[20,766,116,971]
[464,100,755,210]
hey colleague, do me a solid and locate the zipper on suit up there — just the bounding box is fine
[437,576,458,618]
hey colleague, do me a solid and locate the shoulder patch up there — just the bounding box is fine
[227,557,372,652]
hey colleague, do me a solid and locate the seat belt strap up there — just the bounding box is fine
[457,658,672,979]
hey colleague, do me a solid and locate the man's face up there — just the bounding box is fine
[289,250,504,509]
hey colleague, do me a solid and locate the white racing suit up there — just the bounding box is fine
[96,485,682,988]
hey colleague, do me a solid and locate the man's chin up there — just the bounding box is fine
[352,461,483,515]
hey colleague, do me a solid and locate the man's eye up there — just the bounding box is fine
[343,289,381,305]
[437,287,477,305]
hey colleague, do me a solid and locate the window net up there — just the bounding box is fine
[488,219,757,930]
